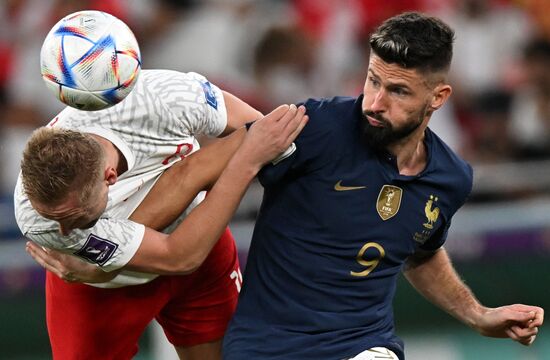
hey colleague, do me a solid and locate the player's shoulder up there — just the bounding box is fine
[300,96,358,118]
[428,129,472,176]
[137,69,210,87]
[135,69,218,107]
[274,96,360,170]
[426,128,473,198]
[298,96,360,136]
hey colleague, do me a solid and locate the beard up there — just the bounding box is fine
[361,104,429,151]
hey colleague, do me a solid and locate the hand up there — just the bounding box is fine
[473,304,544,346]
[240,104,308,170]
[25,241,119,283]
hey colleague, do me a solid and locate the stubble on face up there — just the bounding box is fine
[360,54,441,151]
[361,103,429,151]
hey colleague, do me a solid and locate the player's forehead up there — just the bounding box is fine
[32,194,85,222]
[367,54,426,88]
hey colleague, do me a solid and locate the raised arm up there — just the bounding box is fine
[131,88,264,229]
[128,104,307,274]
[403,248,544,346]
[130,127,246,230]
[28,105,307,281]
[25,128,246,283]
[221,91,263,135]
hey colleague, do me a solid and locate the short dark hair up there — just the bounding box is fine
[369,12,455,73]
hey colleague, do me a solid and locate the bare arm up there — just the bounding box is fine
[126,104,307,274]
[404,248,543,346]
[26,129,247,283]
[221,91,263,135]
[129,128,246,230]
[133,88,262,228]
[130,91,263,230]
[27,105,306,281]
[133,88,261,228]
[26,91,263,282]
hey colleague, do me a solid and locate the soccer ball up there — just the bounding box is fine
[40,10,141,111]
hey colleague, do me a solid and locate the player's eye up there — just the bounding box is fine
[391,87,409,96]
[368,76,380,87]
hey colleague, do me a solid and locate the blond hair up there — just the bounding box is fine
[21,127,104,205]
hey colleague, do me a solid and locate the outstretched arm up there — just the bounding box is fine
[129,128,246,230]
[128,104,307,274]
[131,88,264,228]
[26,127,247,283]
[25,89,263,282]
[403,248,544,346]
[27,105,308,281]
[221,91,263,135]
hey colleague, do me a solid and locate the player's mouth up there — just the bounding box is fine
[365,114,385,128]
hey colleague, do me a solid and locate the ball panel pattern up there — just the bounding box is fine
[40,10,141,111]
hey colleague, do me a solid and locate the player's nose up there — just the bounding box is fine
[369,89,388,113]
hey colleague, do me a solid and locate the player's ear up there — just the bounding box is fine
[430,84,452,111]
[104,167,118,185]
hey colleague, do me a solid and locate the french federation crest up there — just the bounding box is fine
[423,195,440,229]
[376,185,402,220]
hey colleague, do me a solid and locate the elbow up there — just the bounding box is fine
[180,152,216,190]
[176,258,203,275]
[162,253,205,275]
[169,156,196,189]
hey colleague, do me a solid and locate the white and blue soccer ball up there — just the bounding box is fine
[40,10,141,111]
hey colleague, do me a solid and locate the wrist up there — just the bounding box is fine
[463,304,488,330]
[229,147,263,177]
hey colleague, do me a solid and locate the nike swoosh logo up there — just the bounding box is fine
[334,180,366,191]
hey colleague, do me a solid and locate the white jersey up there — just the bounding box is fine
[14,70,228,288]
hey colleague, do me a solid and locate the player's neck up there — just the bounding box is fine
[89,134,128,175]
[387,128,427,176]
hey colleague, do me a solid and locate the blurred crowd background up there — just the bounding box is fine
[1,0,550,359]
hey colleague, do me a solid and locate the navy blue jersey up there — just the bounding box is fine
[223,96,473,360]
